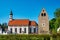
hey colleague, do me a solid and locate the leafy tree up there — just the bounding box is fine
[54,8,60,32]
[0,23,1,26]
[50,8,60,33]
[0,23,2,28]
[54,19,59,33]
[1,23,8,31]
[54,8,60,18]
[49,8,60,33]
[49,18,56,29]
[49,18,56,33]
[57,17,60,26]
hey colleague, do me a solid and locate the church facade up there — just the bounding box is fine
[8,8,49,34]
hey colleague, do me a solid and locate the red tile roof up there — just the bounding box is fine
[8,19,29,26]
[8,19,37,26]
[30,21,37,26]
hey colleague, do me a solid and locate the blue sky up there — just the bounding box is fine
[0,0,60,23]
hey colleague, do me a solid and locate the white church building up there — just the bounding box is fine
[8,11,38,34]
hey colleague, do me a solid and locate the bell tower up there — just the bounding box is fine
[9,10,13,21]
[38,8,49,34]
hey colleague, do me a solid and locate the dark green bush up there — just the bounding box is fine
[0,34,60,40]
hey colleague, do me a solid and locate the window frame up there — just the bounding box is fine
[34,28,36,33]
[24,28,26,33]
[10,28,12,33]
[20,28,22,33]
[15,28,17,33]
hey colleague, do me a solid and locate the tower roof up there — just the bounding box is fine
[42,8,46,13]
[10,10,13,15]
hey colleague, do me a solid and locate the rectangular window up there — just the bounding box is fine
[34,28,36,33]
[24,28,26,33]
[29,28,31,33]
[20,28,22,33]
[10,28,12,33]
[15,28,17,33]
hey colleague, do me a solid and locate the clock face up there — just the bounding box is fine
[42,23,45,27]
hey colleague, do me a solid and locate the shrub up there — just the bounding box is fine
[0,34,60,40]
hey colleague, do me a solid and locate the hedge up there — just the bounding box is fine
[0,34,60,40]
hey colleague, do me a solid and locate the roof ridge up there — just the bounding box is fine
[13,19,29,20]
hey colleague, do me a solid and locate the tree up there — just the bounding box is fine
[50,8,60,33]
[54,19,59,33]
[54,8,60,18]
[0,23,1,26]
[57,17,60,26]
[1,23,8,31]
[49,18,56,33]
[54,8,60,27]
[53,8,60,33]
[49,18,56,29]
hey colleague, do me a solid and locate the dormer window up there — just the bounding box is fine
[44,13,46,16]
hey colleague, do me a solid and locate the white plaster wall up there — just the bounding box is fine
[8,26,28,34]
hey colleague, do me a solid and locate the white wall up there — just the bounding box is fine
[8,26,28,34]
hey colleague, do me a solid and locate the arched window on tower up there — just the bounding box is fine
[44,13,46,16]
[41,13,43,16]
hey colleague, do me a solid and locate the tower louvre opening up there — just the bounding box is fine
[44,13,46,16]
[41,13,44,16]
